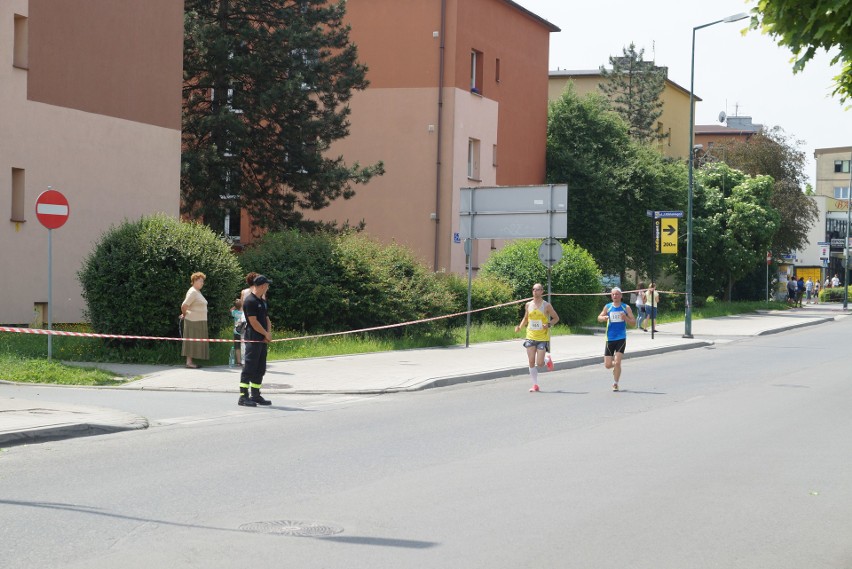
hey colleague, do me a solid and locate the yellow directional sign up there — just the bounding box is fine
[660,219,678,254]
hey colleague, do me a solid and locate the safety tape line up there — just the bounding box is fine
[0,297,532,344]
[0,289,686,344]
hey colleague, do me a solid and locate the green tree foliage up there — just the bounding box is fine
[678,164,780,300]
[599,43,668,143]
[751,0,852,104]
[708,126,818,255]
[479,240,602,326]
[239,231,456,334]
[78,214,243,339]
[546,85,686,279]
[182,0,384,232]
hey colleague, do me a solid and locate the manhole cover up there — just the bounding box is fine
[239,520,344,537]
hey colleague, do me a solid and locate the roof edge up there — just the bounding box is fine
[502,0,560,32]
[549,69,700,101]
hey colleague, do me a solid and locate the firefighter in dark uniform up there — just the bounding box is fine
[239,275,273,407]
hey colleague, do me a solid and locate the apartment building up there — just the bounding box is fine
[1,0,183,324]
[813,146,852,280]
[300,0,559,274]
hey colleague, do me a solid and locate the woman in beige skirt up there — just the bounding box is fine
[180,272,209,368]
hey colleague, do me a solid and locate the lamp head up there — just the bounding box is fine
[723,12,749,23]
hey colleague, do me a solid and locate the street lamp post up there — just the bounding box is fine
[685,12,749,338]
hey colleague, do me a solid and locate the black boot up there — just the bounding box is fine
[250,387,272,406]
[238,386,256,407]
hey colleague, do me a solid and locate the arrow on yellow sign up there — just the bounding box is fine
[660,219,678,254]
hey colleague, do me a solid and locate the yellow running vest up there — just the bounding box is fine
[526,301,551,342]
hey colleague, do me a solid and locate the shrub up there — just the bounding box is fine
[238,230,348,332]
[479,239,602,326]
[78,214,242,339]
[440,272,517,325]
[437,273,518,326]
[820,286,849,303]
[334,233,456,334]
[239,231,457,335]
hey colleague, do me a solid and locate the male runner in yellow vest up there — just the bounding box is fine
[515,283,560,392]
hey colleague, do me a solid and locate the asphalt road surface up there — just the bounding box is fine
[1,318,850,569]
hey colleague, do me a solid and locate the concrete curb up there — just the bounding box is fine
[274,339,716,395]
[0,418,149,448]
[755,316,836,335]
[0,401,148,448]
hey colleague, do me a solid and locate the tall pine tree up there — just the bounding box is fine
[599,44,668,144]
[182,0,384,233]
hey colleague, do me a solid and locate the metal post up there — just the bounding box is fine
[845,152,852,310]
[685,13,748,338]
[651,216,657,339]
[465,238,473,347]
[766,255,769,303]
[685,26,697,339]
[48,228,53,361]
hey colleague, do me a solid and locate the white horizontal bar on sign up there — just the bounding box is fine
[37,204,69,215]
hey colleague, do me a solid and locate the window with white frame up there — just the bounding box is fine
[834,186,850,199]
[470,50,483,94]
[835,160,851,173]
[467,138,481,180]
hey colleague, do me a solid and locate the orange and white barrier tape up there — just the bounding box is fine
[0,288,686,344]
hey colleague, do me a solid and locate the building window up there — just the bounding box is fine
[11,168,25,222]
[467,138,480,180]
[835,186,850,200]
[495,58,501,83]
[835,160,851,173]
[13,14,28,69]
[492,144,498,167]
[470,50,483,94]
[224,208,241,240]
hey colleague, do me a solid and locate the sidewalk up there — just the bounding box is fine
[0,303,844,447]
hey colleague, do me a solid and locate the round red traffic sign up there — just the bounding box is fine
[35,189,70,230]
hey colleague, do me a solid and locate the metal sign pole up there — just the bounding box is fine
[465,238,473,348]
[48,228,53,361]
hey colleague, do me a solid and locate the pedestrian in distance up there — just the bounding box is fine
[786,276,797,307]
[831,274,841,288]
[805,277,813,304]
[597,287,636,392]
[796,277,805,308]
[239,275,273,407]
[644,282,660,332]
[634,282,646,330]
[230,297,244,366]
[814,279,820,304]
[514,283,560,392]
[180,272,209,369]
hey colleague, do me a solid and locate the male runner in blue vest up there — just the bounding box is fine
[597,287,636,392]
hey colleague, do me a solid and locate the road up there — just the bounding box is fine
[1,318,850,569]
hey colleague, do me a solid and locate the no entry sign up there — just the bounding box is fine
[35,189,70,230]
